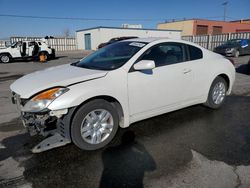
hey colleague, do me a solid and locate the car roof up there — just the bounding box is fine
[121,37,209,51]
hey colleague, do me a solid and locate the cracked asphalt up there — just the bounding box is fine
[0,52,250,188]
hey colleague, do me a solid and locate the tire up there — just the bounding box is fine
[51,49,56,59]
[204,76,228,109]
[0,54,11,63]
[71,99,119,150]
[40,52,49,61]
[234,50,239,58]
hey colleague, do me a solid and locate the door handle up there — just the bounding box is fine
[183,69,192,74]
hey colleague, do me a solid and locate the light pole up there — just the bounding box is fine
[222,1,228,21]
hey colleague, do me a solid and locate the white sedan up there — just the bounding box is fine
[10,38,235,152]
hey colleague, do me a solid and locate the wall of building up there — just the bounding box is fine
[157,20,194,36]
[76,27,181,50]
[157,19,250,36]
[231,19,250,24]
[193,20,250,35]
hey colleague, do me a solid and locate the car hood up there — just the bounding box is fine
[215,44,238,49]
[10,64,108,98]
[0,47,9,51]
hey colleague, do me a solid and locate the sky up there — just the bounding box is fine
[0,0,249,39]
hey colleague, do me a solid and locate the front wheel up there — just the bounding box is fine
[0,54,11,63]
[71,99,119,150]
[204,76,227,109]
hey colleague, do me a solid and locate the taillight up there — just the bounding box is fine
[226,58,235,66]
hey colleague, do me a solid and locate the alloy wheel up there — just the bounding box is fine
[212,82,226,105]
[80,109,114,144]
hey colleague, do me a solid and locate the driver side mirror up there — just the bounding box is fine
[133,60,155,71]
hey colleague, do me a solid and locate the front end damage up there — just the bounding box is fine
[12,92,74,153]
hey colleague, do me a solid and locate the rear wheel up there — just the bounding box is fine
[71,99,119,150]
[39,52,49,61]
[0,54,11,63]
[204,76,227,109]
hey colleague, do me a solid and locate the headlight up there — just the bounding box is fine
[225,48,234,52]
[22,87,69,112]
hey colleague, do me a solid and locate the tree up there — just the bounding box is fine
[63,28,70,38]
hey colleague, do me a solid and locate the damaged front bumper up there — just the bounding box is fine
[11,92,75,153]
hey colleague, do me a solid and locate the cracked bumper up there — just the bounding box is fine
[11,92,76,152]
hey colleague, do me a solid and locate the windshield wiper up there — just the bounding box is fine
[70,61,79,66]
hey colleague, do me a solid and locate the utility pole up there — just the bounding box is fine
[222,1,228,21]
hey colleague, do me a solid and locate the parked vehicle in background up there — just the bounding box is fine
[0,40,55,63]
[248,57,250,70]
[97,36,138,49]
[10,38,235,153]
[214,39,250,57]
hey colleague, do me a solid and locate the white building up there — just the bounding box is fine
[76,26,181,50]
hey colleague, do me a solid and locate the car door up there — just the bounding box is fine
[127,42,194,117]
[10,42,22,58]
[245,39,250,55]
[28,42,34,56]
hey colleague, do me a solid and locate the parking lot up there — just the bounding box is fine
[0,52,250,188]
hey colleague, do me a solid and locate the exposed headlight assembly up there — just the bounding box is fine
[22,87,69,112]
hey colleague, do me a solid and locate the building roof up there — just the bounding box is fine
[159,18,250,24]
[76,26,181,33]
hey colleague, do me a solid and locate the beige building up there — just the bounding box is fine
[158,20,194,36]
[158,19,250,36]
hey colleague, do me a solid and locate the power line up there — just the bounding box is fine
[0,14,232,23]
[0,14,165,22]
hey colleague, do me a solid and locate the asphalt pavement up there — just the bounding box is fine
[0,52,250,188]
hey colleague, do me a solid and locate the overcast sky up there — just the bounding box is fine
[0,0,249,38]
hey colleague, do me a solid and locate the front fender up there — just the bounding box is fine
[48,69,130,128]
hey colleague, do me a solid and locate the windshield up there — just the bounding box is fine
[75,41,147,70]
[11,41,22,48]
[4,41,12,48]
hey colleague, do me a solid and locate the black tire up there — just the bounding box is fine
[204,76,228,109]
[0,54,11,63]
[39,52,49,61]
[71,99,119,150]
[51,49,56,59]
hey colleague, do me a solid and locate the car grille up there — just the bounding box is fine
[215,48,226,54]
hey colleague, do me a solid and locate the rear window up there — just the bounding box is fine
[188,45,203,60]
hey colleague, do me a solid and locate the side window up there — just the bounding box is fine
[140,43,186,67]
[188,45,203,60]
[28,42,35,47]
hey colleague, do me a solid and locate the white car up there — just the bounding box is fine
[0,40,55,63]
[10,38,235,152]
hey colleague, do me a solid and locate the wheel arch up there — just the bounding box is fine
[0,52,12,63]
[217,73,230,91]
[70,95,125,128]
[205,72,232,101]
[0,52,12,58]
[39,51,49,55]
